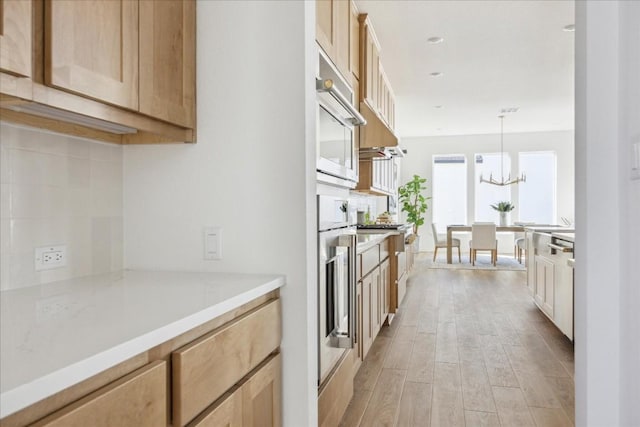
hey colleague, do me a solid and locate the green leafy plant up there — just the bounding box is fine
[490,201,515,212]
[398,175,431,235]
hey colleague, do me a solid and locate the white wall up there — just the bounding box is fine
[123,1,317,425]
[575,1,640,425]
[399,130,575,251]
[0,123,123,290]
[618,2,640,424]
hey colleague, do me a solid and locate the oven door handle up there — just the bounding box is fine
[316,78,367,127]
[329,233,357,349]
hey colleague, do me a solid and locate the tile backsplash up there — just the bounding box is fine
[0,122,123,290]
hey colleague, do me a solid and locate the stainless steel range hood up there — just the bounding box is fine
[359,145,406,159]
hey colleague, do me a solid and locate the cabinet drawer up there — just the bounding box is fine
[189,353,282,427]
[172,299,282,426]
[31,361,166,427]
[361,244,379,277]
[380,238,389,261]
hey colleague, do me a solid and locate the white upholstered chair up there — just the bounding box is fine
[432,223,461,262]
[469,223,497,266]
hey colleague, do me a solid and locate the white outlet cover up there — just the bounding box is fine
[35,245,67,271]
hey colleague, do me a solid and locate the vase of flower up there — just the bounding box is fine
[499,212,507,227]
[490,201,515,226]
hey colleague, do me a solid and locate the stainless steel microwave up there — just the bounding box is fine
[316,52,366,188]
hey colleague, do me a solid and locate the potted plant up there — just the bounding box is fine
[398,175,431,238]
[490,201,515,226]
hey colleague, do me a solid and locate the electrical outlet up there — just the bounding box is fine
[35,245,67,271]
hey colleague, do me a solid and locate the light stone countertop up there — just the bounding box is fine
[356,231,399,253]
[0,270,284,418]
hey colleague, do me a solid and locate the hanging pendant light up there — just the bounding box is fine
[479,115,526,186]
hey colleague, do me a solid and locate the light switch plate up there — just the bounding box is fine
[204,227,222,260]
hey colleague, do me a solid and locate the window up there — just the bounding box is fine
[518,152,556,224]
[475,153,511,222]
[432,155,467,231]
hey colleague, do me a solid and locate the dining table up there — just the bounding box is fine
[446,224,526,264]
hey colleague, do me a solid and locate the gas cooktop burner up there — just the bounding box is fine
[357,224,408,230]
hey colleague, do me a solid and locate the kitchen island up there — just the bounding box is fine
[1,270,284,425]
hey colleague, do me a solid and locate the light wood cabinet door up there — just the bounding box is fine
[381,258,390,322]
[356,280,363,361]
[371,266,381,335]
[189,389,243,427]
[242,354,282,427]
[362,273,372,359]
[316,0,335,60]
[31,361,166,427]
[349,1,359,80]
[45,0,139,109]
[139,0,195,128]
[173,299,281,426]
[535,256,555,317]
[334,0,350,80]
[0,0,31,77]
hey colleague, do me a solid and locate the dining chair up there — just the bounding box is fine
[469,223,497,266]
[515,237,526,263]
[431,223,461,262]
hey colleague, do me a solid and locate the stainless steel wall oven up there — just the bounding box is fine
[317,195,356,386]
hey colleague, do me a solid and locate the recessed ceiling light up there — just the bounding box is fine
[427,36,444,44]
[434,105,443,109]
[430,72,443,77]
[563,24,575,32]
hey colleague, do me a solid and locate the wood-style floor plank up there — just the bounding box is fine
[529,407,573,427]
[406,333,436,383]
[338,259,574,427]
[464,410,501,427]
[492,386,536,426]
[354,336,392,391]
[359,368,406,427]
[513,370,562,409]
[460,361,496,412]
[396,381,432,427]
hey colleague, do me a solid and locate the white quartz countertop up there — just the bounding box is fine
[0,270,284,418]
[357,231,399,253]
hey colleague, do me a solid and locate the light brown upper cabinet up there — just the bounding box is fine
[45,0,139,110]
[316,0,335,61]
[0,0,196,144]
[349,1,359,80]
[0,0,32,78]
[316,0,359,87]
[139,0,195,128]
[358,13,397,149]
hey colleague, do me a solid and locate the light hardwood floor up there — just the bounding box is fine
[340,254,575,427]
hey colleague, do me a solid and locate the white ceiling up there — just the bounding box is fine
[354,0,575,137]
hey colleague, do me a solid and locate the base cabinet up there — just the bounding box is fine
[192,354,282,427]
[31,361,167,427]
[1,292,282,427]
[534,256,555,318]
